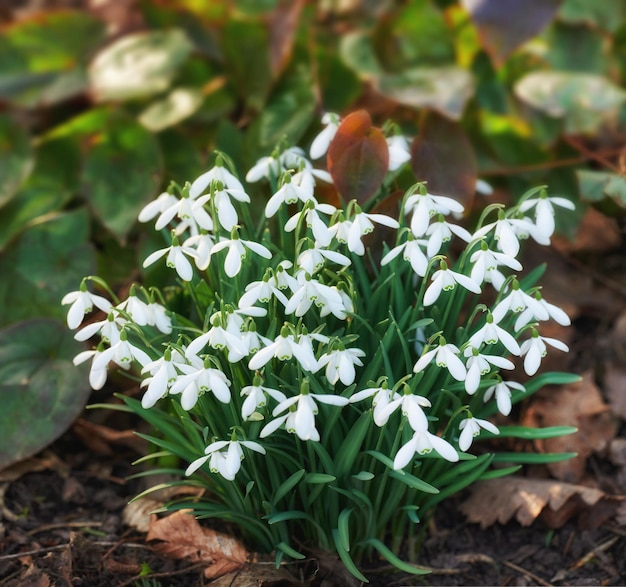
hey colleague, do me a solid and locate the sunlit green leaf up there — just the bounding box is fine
[0,318,91,469]
[138,87,205,132]
[545,24,606,73]
[89,29,193,101]
[339,31,383,78]
[559,0,626,33]
[514,72,626,134]
[80,112,163,241]
[0,114,33,208]
[376,66,474,120]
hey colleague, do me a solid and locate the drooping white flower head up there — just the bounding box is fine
[92,329,152,373]
[469,240,522,291]
[519,190,575,241]
[491,280,549,324]
[514,293,571,332]
[185,438,266,480]
[210,235,272,278]
[458,416,499,451]
[403,186,465,237]
[380,234,430,277]
[483,379,525,416]
[468,312,521,356]
[349,381,401,427]
[425,215,472,258]
[310,113,340,160]
[386,135,411,171]
[142,234,199,281]
[413,338,466,381]
[169,357,232,410]
[393,427,459,469]
[240,380,287,420]
[463,346,515,394]
[62,284,112,330]
[317,346,366,386]
[375,390,432,431]
[189,161,245,199]
[519,329,569,376]
[423,261,481,306]
[248,325,319,372]
[140,347,186,408]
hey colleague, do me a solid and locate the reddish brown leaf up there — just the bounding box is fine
[460,477,605,529]
[327,110,389,205]
[267,0,306,78]
[147,510,248,579]
[522,372,619,483]
[410,111,477,208]
[461,0,561,66]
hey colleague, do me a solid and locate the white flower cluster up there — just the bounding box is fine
[65,113,574,482]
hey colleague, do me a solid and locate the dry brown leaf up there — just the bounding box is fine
[72,418,147,455]
[604,363,626,420]
[460,477,605,529]
[522,372,618,482]
[122,498,161,533]
[268,0,306,79]
[147,510,249,579]
[209,564,298,586]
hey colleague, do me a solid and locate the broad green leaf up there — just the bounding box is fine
[339,31,383,78]
[80,112,163,241]
[545,24,606,74]
[158,129,205,185]
[376,66,474,120]
[559,0,626,33]
[0,10,106,107]
[514,72,626,134]
[328,110,389,204]
[0,209,95,326]
[0,318,91,469]
[462,0,561,66]
[0,136,79,251]
[138,87,205,132]
[89,29,193,101]
[0,114,33,208]
[577,170,626,208]
[411,111,477,206]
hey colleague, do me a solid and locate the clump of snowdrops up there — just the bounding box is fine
[64,112,578,580]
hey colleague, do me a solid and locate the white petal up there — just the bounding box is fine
[393,438,417,470]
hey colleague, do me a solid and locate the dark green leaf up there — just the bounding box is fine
[559,0,626,33]
[0,318,91,469]
[577,170,626,208]
[365,538,430,575]
[0,114,34,208]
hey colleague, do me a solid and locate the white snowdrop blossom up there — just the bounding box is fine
[62,287,112,330]
[189,162,245,199]
[285,271,348,319]
[140,348,185,408]
[317,347,366,386]
[492,281,549,324]
[514,293,571,332]
[458,416,499,451]
[413,339,466,381]
[386,135,411,171]
[138,191,179,225]
[213,187,250,231]
[463,346,515,394]
[246,154,281,183]
[248,328,319,372]
[210,236,272,278]
[483,379,525,416]
[185,438,266,480]
[470,241,522,290]
[265,175,314,218]
[520,329,569,376]
[310,113,340,160]
[260,390,349,442]
[473,214,538,257]
[183,232,215,271]
[238,272,289,308]
[284,201,337,247]
[169,359,231,410]
[423,262,481,306]
[92,330,152,372]
[519,191,575,241]
[73,311,127,345]
[142,236,198,281]
[116,290,150,326]
[296,244,351,275]
[73,348,109,390]
[404,188,465,237]
[425,217,472,258]
[344,209,399,256]
[394,428,459,469]
[468,312,521,356]
[375,391,432,431]
[349,384,401,427]
[145,302,172,334]
[240,382,287,420]
[381,235,429,277]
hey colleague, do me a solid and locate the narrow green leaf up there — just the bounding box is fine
[276,541,306,560]
[267,510,310,524]
[337,508,354,552]
[479,465,522,480]
[365,538,430,575]
[388,470,439,494]
[304,473,336,484]
[352,471,375,481]
[332,529,369,583]
[492,452,578,464]
[492,426,578,440]
[334,411,370,478]
[272,469,305,505]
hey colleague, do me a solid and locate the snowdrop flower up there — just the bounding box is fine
[146,302,172,334]
[189,161,245,199]
[520,329,569,376]
[74,311,127,345]
[458,416,499,451]
[483,379,525,416]
[394,427,459,469]
[463,346,515,394]
[413,338,466,381]
[115,288,150,326]
[185,438,266,480]
[386,135,411,171]
[138,191,179,225]
[491,280,549,324]
[183,231,216,271]
[318,346,366,386]
[284,201,337,247]
[425,216,472,258]
[519,190,575,241]
[73,348,108,390]
[473,212,537,257]
[285,272,347,319]
[240,379,287,420]
[260,387,349,442]
[238,271,289,308]
[92,329,152,372]
[423,261,481,306]
[169,358,231,410]
[344,206,400,255]
[151,191,211,233]
[514,292,571,332]
[264,174,314,218]
[349,382,401,427]
[375,390,431,432]
[310,113,340,160]
[404,186,465,237]
[140,347,184,408]
[248,326,319,372]
[210,235,272,278]
[470,240,522,290]
[62,284,112,329]
[142,234,198,281]
[213,186,250,231]
[381,234,429,277]
[468,312,521,356]
[296,243,351,275]
[246,153,281,183]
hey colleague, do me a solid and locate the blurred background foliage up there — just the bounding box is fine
[0,0,625,466]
